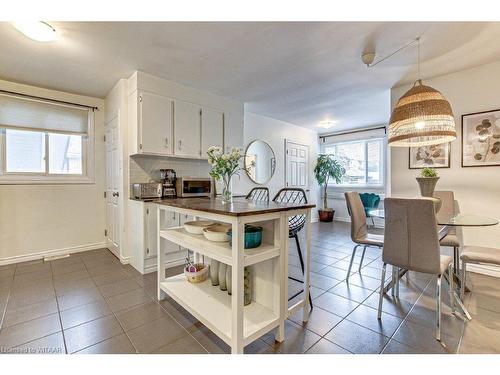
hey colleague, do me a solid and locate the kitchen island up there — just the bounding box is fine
[156,197,315,354]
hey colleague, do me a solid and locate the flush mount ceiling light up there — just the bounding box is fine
[318,120,336,129]
[12,21,56,42]
[386,38,456,147]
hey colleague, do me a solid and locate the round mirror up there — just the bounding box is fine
[244,140,276,184]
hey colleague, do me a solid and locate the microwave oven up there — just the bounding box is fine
[175,177,212,197]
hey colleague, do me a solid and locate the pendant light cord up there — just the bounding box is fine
[417,36,421,82]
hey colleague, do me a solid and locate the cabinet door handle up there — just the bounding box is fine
[165,137,169,147]
[178,140,182,150]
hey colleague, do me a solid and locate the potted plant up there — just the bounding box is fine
[416,167,439,197]
[314,154,345,222]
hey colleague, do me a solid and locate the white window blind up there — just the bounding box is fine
[0,93,90,135]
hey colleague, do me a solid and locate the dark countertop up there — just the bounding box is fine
[131,196,315,217]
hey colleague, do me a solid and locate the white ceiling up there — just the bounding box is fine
[1,22,500,133]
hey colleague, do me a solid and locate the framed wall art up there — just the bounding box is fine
[462,109,500,167]
[409,143,450,169]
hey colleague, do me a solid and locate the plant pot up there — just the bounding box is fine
[318,209,335,222]
[416,177,439,197]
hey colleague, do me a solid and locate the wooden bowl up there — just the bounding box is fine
[183,220,215,235]
[203,224,230,242]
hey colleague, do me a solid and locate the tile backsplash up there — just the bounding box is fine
[130,155,212,184]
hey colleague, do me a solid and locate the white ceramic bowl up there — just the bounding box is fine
[183,220,215,235]
[203,224,230,242]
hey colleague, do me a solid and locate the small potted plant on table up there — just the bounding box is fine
[314,154,345,222]
[416,167,439,197]
[416,167,442,212]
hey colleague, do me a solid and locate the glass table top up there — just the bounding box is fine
[368,209,499,227]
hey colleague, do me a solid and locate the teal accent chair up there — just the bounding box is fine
[359,193,381,227]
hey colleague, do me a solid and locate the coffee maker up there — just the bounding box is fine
[160,169,177,198]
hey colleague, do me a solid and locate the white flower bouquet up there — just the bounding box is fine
[207,146,243,202]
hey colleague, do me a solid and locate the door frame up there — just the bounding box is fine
[284,139,310,191]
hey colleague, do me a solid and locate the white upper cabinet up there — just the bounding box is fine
[128,90,173,156]
[126,72,244,159]
[224,112,244,153]
[139,91,173,155]
[174,100,201,158]
[201,107,224,157]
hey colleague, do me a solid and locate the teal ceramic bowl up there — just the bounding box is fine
[228,225,263,249]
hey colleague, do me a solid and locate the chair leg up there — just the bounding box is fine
[448,263,455,315]
[436,274,442,342]
[395,267,400,298]
[377,263,387,319]
[293,235,313,310]
[294,235,305,274]
[371,217,375,228]
[391,267,396,297]
[346,245,359,283]
[453,246,460,277]
[358,246,367,272]
[461,261,467,301]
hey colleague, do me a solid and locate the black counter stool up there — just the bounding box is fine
[245,187,269,203]
[272,188,313,309]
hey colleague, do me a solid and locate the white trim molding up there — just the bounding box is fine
[0,242,108,266]
[468,263,500,278]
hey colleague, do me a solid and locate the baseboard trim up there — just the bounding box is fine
[144,259,185,274]
[0,242,108,266]
[468,263,500,278]
[119,256,131,265]
[334,216,350,223]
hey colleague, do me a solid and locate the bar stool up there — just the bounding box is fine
[245,187,269,203]
[272,188,313,309]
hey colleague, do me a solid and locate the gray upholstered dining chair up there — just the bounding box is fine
[435,191,461,274]
[378,198,455,342]
[460,246,500,300]
[344,192,384,282]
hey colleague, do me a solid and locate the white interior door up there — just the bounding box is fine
[285,140,309,192]
[105,115,121,257]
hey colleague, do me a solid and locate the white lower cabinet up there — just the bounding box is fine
[129,200,186,274]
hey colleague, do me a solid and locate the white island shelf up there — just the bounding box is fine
[156,197,314,354]
[160,275,279,345]
[159,226,280,266]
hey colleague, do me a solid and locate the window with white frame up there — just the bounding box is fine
[0,92,94,183]
[323,138,384,187]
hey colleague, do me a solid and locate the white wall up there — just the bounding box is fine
[391,61,500,274]
[0,79,106,264]
[237,112,320,220]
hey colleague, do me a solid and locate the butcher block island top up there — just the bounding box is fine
[155,196,315,216]
[155,195,315,354]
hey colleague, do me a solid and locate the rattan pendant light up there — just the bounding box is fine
[388,39,457,147]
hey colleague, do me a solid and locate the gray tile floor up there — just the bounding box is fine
[1,221,499,354]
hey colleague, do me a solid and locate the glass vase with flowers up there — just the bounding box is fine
[207,146,243,203]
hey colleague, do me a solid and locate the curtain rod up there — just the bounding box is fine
[319,125,386,142]
[0,89,98,111]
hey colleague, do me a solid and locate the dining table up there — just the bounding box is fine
[368,208,499,320]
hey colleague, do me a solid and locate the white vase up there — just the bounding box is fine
[210,259,220,286]
[218,263,227,291]
[226,265,232,295]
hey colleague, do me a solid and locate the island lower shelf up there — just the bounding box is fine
[159,227,280,266]
[160,274,280,346]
